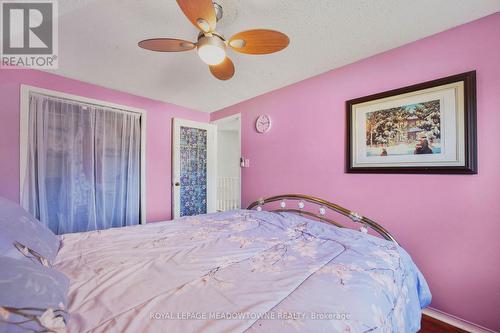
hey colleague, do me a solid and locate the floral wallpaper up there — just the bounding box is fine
[179,127,207,216]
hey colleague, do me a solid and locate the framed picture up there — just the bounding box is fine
[346,71,477,174]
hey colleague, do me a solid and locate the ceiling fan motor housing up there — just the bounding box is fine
[197,34,226,48]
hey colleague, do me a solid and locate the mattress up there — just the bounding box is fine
[54,210,431,332]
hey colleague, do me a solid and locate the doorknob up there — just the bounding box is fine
[174,182,180,186]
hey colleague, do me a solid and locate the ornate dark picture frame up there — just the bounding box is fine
[346,71,477,174]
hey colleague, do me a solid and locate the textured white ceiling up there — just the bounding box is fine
[49,0,499,112]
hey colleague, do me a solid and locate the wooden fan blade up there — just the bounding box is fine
[209,57,235,80]
[176,0,216,32]
[229,29,289,55]
[138,38,195,52]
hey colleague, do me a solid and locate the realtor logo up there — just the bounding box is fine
[1,0,58,68]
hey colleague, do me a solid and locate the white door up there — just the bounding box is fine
[172,118,217,219]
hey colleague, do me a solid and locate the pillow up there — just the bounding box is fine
[0,256,69,333]
[0,196,60,263]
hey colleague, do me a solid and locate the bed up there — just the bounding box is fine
[52,194,431,333]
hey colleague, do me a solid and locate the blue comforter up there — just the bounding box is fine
[56,210,431,333]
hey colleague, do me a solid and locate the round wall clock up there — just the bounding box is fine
[255,114,272,133]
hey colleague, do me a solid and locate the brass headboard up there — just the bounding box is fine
[247,194,398,245]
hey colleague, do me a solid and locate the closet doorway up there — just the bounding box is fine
[212,114,241,211]
[19,85,147,234]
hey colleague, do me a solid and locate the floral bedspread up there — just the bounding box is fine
[54,210,431,333]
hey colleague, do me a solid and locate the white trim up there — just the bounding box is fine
[423,308,498,333]
[20,86,30,203]
[211,113,242,209]
[172,118,217,219]
[212,113,241,126]
[139,112,147,225]
[20,85,145,114]
[19,84,147,225]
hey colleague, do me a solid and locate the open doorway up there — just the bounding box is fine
[212,114,241,211]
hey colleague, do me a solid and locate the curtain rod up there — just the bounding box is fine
[29,91,143,116]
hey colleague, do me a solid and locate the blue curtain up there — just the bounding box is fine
[22,93,142,234]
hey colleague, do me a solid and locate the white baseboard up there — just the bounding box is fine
[422,307,498,333]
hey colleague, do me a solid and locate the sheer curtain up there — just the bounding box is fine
[22,93,142,234]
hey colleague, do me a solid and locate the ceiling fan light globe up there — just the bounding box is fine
[197,35,226,65]
[198,45,226,65]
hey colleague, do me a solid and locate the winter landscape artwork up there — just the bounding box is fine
[347,72,477,174]
[365,99,441,157]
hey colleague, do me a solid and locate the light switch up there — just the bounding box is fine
[240,158,250,168]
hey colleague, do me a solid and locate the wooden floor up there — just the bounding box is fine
[420,314,470,333]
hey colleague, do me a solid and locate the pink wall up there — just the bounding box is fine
[0,69,209,222]
[212,13,500,331]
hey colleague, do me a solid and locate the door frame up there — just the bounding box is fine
[19,85,147,224]
[211,113,242,209]
[172,118,217,219]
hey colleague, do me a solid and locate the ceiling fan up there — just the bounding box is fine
[138,0,290,80]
